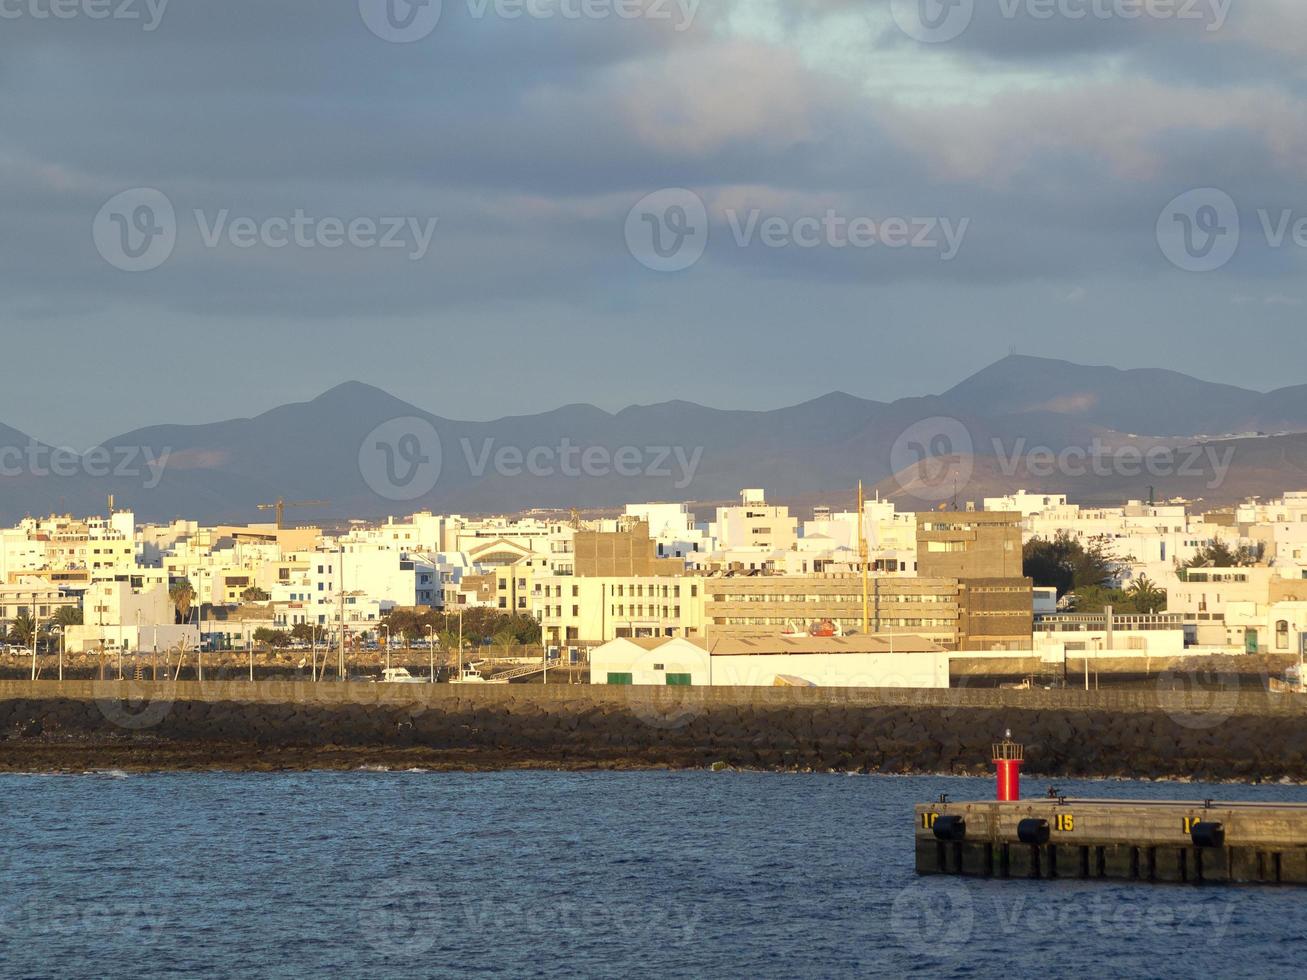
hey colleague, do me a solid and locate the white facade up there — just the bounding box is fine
[590,637,950,688]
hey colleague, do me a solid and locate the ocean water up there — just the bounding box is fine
[2,771,1305,979]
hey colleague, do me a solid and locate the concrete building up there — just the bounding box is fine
[703,574,961,648]
[709,490,799,552]
[590,634,950,688]
[917,511,1025,580]
[0,578,66,627]
[573,521,685,577]
[66,580,198,654]
[536,575,704,647]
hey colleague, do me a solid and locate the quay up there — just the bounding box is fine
[916,735,1307,885]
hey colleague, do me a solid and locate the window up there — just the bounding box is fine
[666,674,692,686]
[607,673,634,686]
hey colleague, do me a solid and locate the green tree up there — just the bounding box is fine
[290,623,318,644]
[169,579,196,624]
[1125,575,1167,614]
[52,605,83,628]
[1023,532,1115,598]
[241,587,271,603]
[1179,541,1264,579]
[8,613,36,647]
[253,627,292,648]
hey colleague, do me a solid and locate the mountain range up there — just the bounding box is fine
[6,355,1307,524]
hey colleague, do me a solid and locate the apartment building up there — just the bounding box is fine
[536,574,704,647]
[917,511,1025,579]
[703,574,962,648]
[709,490,799,552]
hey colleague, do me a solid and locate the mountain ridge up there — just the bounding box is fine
[5,355,1307,523]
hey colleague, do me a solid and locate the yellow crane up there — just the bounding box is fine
[257,498,328,530]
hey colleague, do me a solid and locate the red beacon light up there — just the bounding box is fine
[993,729,1024,802]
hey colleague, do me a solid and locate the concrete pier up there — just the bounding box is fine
[915,798,1307,885]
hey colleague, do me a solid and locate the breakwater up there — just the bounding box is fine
[1,681,1306,777]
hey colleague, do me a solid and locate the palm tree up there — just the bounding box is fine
[8,613,35,648]
[169,580,196,624]
[1126,575,1167,614]
[52,605,83,628]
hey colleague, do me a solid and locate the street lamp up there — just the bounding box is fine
[427,624,435,684]
[381,623,391,674]
[51,626,64,682]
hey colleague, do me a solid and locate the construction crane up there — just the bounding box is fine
[257,498,328,530]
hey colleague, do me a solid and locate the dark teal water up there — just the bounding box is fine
[2,771,1304,978]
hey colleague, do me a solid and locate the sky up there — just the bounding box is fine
[3,0,1307,448]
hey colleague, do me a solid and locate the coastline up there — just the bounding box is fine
[5,681,1307,781]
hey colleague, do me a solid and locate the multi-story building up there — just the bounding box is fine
[703,574,962,649]
[709,490,799,552]
[917,511,1025,580]
[536,574,704,647]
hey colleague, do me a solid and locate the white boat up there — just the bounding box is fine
[448,662,505,684]
[379,667,426,684]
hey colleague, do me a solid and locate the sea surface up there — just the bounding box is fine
[2,771,1305,979]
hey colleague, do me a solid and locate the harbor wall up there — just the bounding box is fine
[1,680,1305,777]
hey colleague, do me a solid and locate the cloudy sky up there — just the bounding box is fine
[3,0,1305,447]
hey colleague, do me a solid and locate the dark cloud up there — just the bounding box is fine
[0,0,1303,445]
